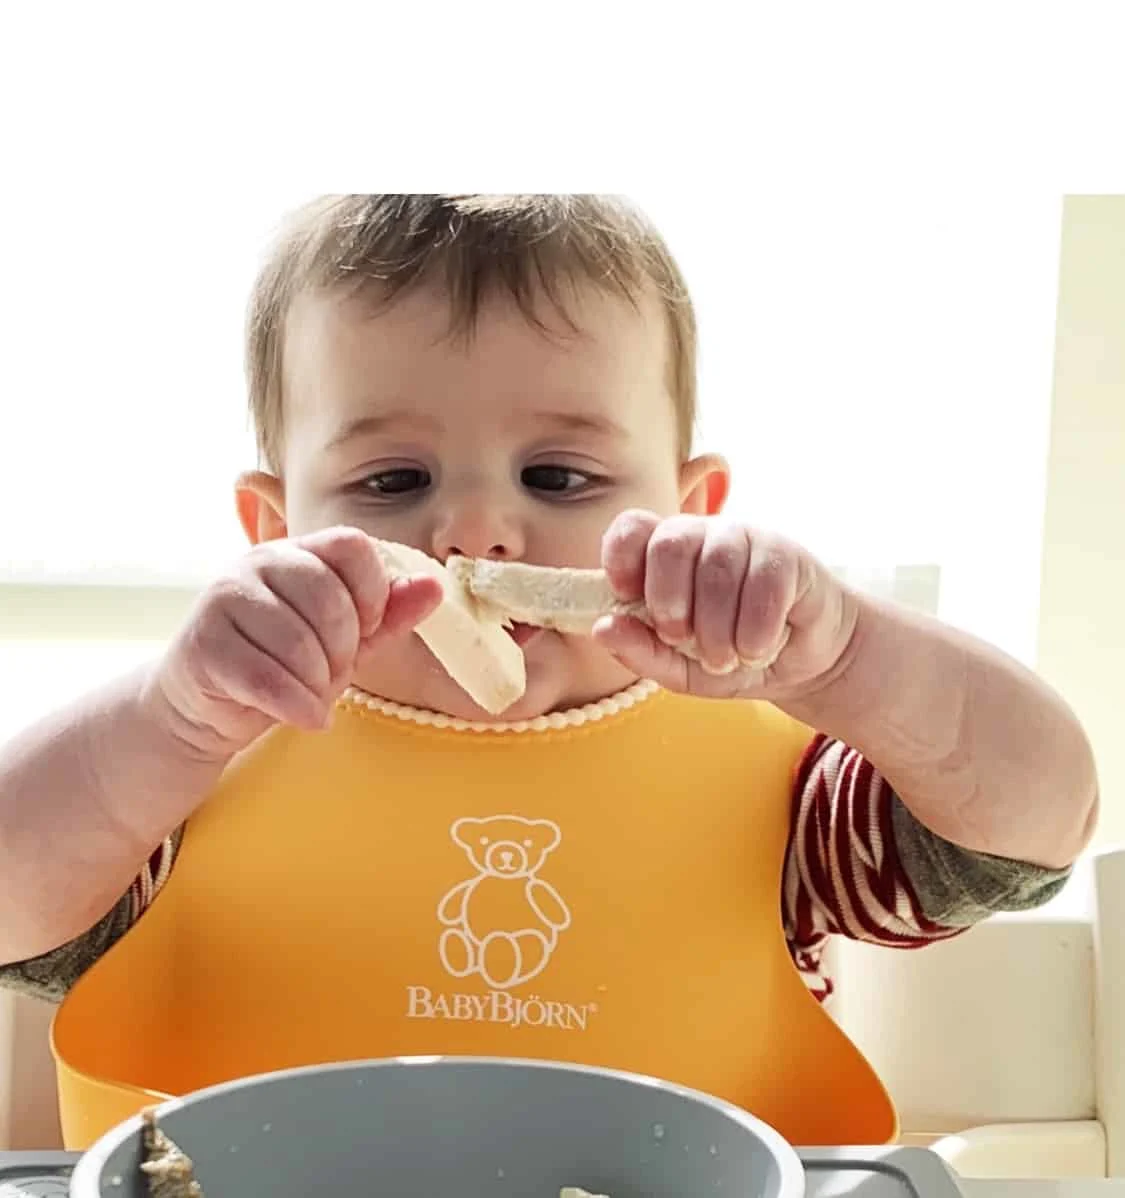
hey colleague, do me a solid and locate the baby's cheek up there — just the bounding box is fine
[529,516,606,572]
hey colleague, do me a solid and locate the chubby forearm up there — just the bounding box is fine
[0,663,226,964]
[781,592,1098,869]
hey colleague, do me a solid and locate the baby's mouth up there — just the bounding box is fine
[506,622,543,648]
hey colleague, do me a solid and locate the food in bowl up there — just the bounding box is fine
[140,1110,202,1197]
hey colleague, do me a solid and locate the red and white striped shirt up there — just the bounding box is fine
[783,734,969,1000]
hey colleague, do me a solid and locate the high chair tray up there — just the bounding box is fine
[802,1147,966,1198]
[0,1152,75,1195]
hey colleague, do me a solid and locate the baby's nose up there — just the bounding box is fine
[431,492,526,563]
[448,543,509,561]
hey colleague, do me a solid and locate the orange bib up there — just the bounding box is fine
[52,687,896,1149]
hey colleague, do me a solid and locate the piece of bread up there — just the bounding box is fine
[451,555,788,675]
[376,540,526,715]
[377,543,787,713]
[451,555,718,665]
[446,556,627,637]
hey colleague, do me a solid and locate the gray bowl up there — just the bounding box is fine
[70,1057,804,1198]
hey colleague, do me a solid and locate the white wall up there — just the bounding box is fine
[1037,195,1125,850]
[833,196,1125,1143]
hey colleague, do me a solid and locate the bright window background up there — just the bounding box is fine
[0,191,1062,665]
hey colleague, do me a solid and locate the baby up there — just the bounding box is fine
[0,195,1096,1150]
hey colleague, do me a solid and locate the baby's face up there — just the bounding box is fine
[270,281,712,719]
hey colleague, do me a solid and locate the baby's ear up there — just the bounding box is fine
[679,453,730,516]
[235,471,287,545]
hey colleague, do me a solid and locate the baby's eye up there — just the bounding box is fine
[522,465,594,494]
[361,467,431,496]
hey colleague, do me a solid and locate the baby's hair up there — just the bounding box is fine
[245,194,697,471]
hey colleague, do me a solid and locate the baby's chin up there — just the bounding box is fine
[349,635,637,722]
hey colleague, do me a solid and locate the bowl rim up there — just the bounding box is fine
[70,1055,805,1196]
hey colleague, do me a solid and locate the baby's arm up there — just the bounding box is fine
[0,667,227,966]
[0,528,439,969]
[0,835,178,1001]
[596,511,1097,873]
[781,593,1097,870]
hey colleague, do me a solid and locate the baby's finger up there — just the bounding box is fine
[643,515,707,648]
[735,535,798,665]
[592,613,747,699]
[205,615,331,730]
[601,509,662,602]
[692,522,751,672]
[293,526,388,640]
[592,613,692,690]
[363,575,443,645]
[220,580,334,696]
[255,546,363,687]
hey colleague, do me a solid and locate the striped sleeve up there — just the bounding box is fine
[782,735,965,1001]
[126,833,179,922]
[782,735,1073,1002]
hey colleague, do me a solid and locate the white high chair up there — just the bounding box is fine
[833,846,1125,1178]
[1,848,1122,1176]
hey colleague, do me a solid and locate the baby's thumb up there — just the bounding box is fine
[592,614,765,699]
[591,613,693,692]
[359,574,442,652]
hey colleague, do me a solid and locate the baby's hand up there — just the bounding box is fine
[594,510,858,700]
[150,527,442,761]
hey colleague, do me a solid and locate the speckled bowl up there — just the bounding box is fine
[70,1056,804,1198]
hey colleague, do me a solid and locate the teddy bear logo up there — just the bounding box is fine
[437,815,572,991]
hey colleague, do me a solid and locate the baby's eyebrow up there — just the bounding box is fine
[322,411,439,452]
[534,410,628,439]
